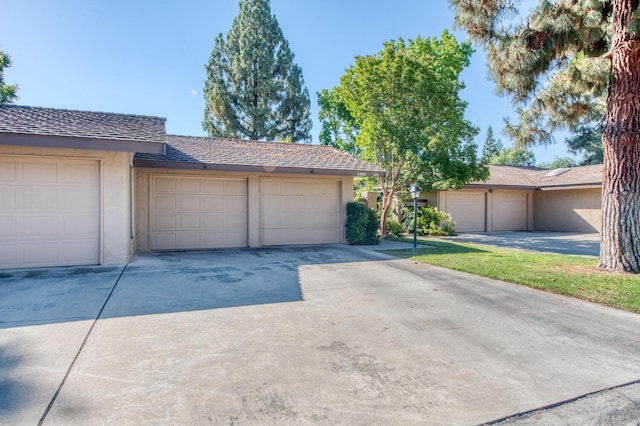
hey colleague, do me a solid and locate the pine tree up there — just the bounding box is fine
[481,126,503,162]
[203,0,311,142]
[0,50,18,104]
[566,124,604,165]
[451,0,640,273]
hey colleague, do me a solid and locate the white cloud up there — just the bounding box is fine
[190,90,197,95]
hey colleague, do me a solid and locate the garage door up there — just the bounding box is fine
[492,191,527,231]
[150,175,247,250]
[261,179,341,245]
[0,156,100,269]
[445,191,486,232]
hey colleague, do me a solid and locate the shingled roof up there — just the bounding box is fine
[0,105,166,154]
[134,135,385,177]
[466,164,602,190]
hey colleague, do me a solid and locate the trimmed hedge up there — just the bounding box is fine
[346,202,379,245]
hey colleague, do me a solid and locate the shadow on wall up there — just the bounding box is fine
[534,189,601,233]
[0,245,383,328]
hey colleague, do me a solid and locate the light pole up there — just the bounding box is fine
[410,184,421,253]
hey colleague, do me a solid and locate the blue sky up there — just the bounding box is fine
[1,0,572,163]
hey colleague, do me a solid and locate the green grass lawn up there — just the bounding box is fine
[383,237,640,314]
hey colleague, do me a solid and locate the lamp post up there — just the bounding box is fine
[410,184,421,253]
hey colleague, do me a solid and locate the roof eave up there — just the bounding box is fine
[133,159,386,177]
[0,132,166,154]
[462,183,536,190]
[537,183,601,191]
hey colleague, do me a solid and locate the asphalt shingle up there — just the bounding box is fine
[0,105,166,143]
[469,164,603,189]
[135,135,385,175]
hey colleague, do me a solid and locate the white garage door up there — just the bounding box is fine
[492,191,527,231]
[445,191,486,232]
[261,179,341,246]
[150,175,247,250]
[0,156,100,269]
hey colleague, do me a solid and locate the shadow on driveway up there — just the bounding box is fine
[0,245,385,328]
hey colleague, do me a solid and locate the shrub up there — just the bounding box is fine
[385,219,404,236]
[402,205,455,236]
[346,201,380,245]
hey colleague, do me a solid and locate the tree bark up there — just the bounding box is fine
[599,0,640,272]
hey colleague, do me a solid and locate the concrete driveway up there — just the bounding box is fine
[444,231,601,257]
[1,245,639,425]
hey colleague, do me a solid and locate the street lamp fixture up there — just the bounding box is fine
[410,185,421,252]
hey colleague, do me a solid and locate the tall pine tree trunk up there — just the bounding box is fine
[599,0,640,272]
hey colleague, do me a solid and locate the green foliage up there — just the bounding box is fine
[627,7,640,37]
[481,126,503,162]
[402,205,455,236]
[329,31,488,234]
[566,123,604,165]
[0,50,18,104]
[538,156,577,169]
[450,0,610,147]
[488,147,536,167]
[345,202,379,245]
[203,0,311,142]
[317,88,359,156]
[385,219,404,236]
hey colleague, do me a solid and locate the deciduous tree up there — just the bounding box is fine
[331,32,487,234]
[538,156,577,169]
[203,0,311,142]
[317,88,359,156]
[488,147,536,167]
[451,0,640,273]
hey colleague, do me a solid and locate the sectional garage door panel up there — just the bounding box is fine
[150,176,248,250]
[492,191,528,231]
[446,192,486,232]
[0,157,100,269]
[262,179,341,246]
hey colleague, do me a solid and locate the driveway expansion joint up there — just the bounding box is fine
[37,263,129,426]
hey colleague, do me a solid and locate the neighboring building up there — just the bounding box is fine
[0,105,384,269]
[435,164,602,234]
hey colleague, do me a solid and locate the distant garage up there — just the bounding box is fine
[438,188,534,233]
[492,191,528,231]
[440,191,486,232]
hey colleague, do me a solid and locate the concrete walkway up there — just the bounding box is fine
[1,245,639,425]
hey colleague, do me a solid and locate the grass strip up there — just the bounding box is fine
[381,237,640,313]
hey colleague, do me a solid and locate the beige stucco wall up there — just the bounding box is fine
[0,144,135,265]
[534,188,601,233]
[134,167,353,250]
